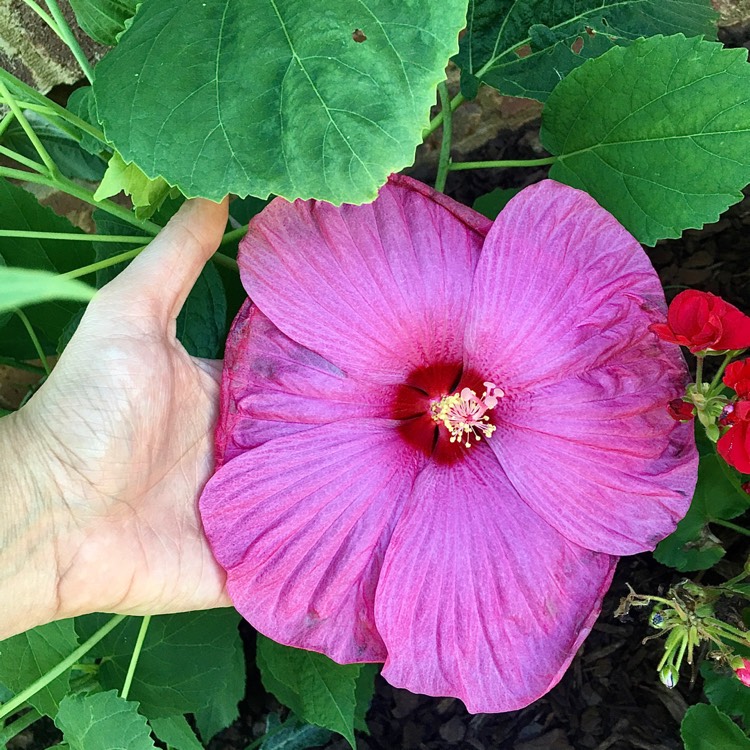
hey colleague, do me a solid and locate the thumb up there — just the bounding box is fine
[102,198,229,319]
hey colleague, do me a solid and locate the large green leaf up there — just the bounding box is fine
[0,267,96,314]
[541,34,750,246]
[681,704,750,749]
[654,439,750,571]
[149,715,203,750]
[702,662,750,728]
[56,691,157,750]
[455,0,717,101]
[0,620,79,717]
[256,636,364,749]
[92,0,469,204]
[68,0,139,45]
[75,610,244,719]
[0,179,94,357]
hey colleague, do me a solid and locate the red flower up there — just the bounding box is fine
[667,399,694,422]
[736,658,750,687]
[649,290,750,354]
[724,359,750,399]
[717,400,750,473]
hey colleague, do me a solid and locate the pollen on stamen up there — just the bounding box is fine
[430,381,504,448]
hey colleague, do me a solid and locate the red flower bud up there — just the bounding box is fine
[667,399,694,422]
[649,290,750,354]
[736,658,750,687]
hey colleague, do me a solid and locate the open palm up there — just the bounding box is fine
[19,199,232,620]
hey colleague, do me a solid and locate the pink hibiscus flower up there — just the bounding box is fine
[199,176,697,713]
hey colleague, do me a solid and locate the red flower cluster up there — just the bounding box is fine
[718,359,750,474]
[649,290,750,354]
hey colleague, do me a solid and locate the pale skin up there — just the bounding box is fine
[0,199,232,641]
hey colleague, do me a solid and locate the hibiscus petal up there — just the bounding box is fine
[200,420,425,662]
[374,445,616,713]
[216,300,408,467]
[489,341,696,555]
[239,174,490,385]
[465,179,672,389]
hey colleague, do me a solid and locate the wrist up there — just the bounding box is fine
[0,410,65,639]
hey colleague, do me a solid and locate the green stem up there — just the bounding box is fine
[449,156,557,171]
[0,708,41,745]
[18,0,59,33]
[434,82,453,194]
[0,615,127,722]
[44,0,95,82]
[0,145,46,173]
[211,251,240,272]
[219,225,247,246]
[709,351,742,392]
[14,309,50,377]
[0,230,150,244]
[712,518,750,537]
[60,247,145,280]
[424,91,465,138]
[0,166,161,235]
[0,111,16,139]
[0,356,46,374]
[0,68,107,147]
[695,355,704,388]
[121,615,150,701]
[0,81,57,175]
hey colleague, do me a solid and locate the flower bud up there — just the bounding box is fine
[735,658,750,687]
[660,664,679,688]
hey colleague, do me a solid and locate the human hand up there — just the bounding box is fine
[0,199,231,639]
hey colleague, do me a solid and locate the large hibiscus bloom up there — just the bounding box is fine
[199,176,697,712]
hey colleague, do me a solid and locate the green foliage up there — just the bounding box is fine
[75,610,245,719]
[3,112,106,181]
[261,713,332,750]
[541,34,750,245]
[65,87,106,156]
[0,267,96,313]
[55,690,156,750]
[256,636,372,749]
[92,0,469,204]
[702,662,750,728]
[472,187,521,219]
[68,0,139,45]
[655,431,750,571]
[94,152,177,220]
[454,0,717,101]
[681,703,750,749]
[0,620,79,717]
[149,714,204,750]
[0,179,94,357]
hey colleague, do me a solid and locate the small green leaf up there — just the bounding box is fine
[353,664,378,733]
[541,34,750,245]
[681,704,750,749]
[0,620,79,717]
[3,112,107,181]
[0,267,96,314]
[455,0,717,101]
[149,715,203,750]
[261,713,332,750]
[66,87,105,156]
[94,152,177,220]
[92,0,469,204]
[654,445,750,571]
[0,178,94,357]
[256,636,363,749]
[472,187,520,220]
[75,610,244,719]
[56,691,157,750]
[67,0,139,45]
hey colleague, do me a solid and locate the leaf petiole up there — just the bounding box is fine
[0,614,127,722]
[449,156,557,170]
[43,0,96,83]
[121,615,151,701]
[14,309,50,377]
[434,82,453,193]
[0,707,41,745]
